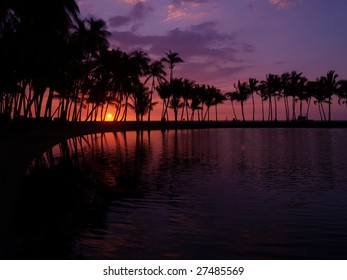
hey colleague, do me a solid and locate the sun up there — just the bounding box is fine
[106,113,113,121]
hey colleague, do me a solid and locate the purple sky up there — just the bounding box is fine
[78,0,347,120]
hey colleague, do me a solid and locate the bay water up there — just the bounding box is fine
[8,128,347,259]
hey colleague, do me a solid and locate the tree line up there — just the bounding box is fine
[227,71,347,122]
[1,1,347,123]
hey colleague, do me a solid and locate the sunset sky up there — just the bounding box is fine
[78,0,347,120]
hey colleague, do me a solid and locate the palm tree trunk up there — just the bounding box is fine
[261,99,264,122]
[268,96,272,122]
[274,96,278,121]
[328,96,332,121]
[283,95,289,122]
[121,94,129,121]
[114,91,124,121]
[231,100,237,121]
[299,100,303,117]
[241,100,245,122]
[321,102,326,121]
[148,78,155,122]
[318,102,323,121]
[174,107,178,122]
[215,104,218,121]
[180,101,185,121]
[163,96,171,121]
[85,104,97,121]
[251,92,255,122]
[306,97,311,119]
[186,101,189,121]
[200,104,204,121]
[44,88,54,118]
[292,96,296,121]
[161,98,166,120]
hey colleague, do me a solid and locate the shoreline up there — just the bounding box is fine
[2,119,347,134]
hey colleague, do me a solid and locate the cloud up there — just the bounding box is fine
[166,0,210,21]
[166,4,188,20]
[109,1,152,30]
[109,15,132,27]
[109,21,254,85]
[121,0,147,4]
[268,0,301,9]
[110,21,238,57]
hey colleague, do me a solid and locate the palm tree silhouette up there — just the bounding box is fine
[72,17,110,60]
[202,85,225,121]
[128,83,156,121]
[69,17,110,121]
[337,80,347,108]
[309,78,327,121]
[156,81,171,121]
[161,50,183,83]
[287,71,304,121]
[131,49,150,78]
[234,80,250,122]
[180,79,194,121]
[280,72,290,121]
[323,70,338,122]
[262,74,280,121]
[168,78,184,122]
[212,88,226,121]
[248,78,258,122]
[226,91,239,121]
[256,83,267,122]
[296,74,308,119]
[145,60,167,121]
[190,85,204,121]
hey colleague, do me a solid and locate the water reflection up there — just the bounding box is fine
[4,128,347,259]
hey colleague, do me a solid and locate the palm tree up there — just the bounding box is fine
[69,17,110,121]
[261,74,277,121]
[0,2,21,120]
[168,78,184,122]
[310,78,328,121]
[323,70,338,121]
[248,78,258,122]
[280,72,290,121]
[0,0,81,121]
[190,85,203,121]
[234,80,250,122]
[156,81,171,121]
[128,84,156,121]
[72,17,110,60]
[145,60,167,121]
[337,80,347,108]
[225,91,239,121]
[202,85,216,121]
[212,88,226,121]
[180,78,194,121]
[287,71,306,121]
[304,81,317,120]
[131,49,150,78]
[30,0,79,92]
[272,74,281,121]
[257,83,267,122]
[296,74,308,119]
[161,50,183,83]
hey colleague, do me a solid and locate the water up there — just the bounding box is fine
[6,128,347,259]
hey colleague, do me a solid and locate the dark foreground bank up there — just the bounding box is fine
[2,119,347,134]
